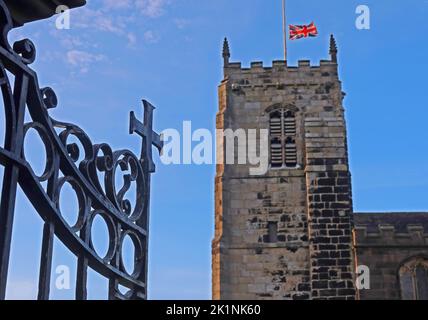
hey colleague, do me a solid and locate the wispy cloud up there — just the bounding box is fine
[66,50,107,74]
[101,0,170,18]
[174,18,190,30]
[32,0,176,74]
[71,1,170,43]
[127,32,138,46]
[102,0,133,10]
[135,0,168,18]
[143,30,160,43]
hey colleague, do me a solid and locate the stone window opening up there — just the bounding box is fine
[267,222,278,243]
[285,137,297,167]
[399,257,428,300]
[269,108,298,169]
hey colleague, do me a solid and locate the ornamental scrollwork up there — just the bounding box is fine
[0,0,162,300]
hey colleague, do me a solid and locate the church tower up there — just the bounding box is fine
[212,36,357,300]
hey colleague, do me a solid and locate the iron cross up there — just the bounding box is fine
[129,100,163,173]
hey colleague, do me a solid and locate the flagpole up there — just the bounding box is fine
[282,0,287,61]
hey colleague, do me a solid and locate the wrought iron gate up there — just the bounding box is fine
[0,1,162,300]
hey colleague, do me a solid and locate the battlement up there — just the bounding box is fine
[228,59,335,69]
[226,59,337,75]
[222,36,339,83]
[223,59,339,90]
[354,213,428,247]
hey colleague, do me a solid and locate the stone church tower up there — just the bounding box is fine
[212,36,357,300]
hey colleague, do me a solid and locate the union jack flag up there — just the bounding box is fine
[289,22,318,40]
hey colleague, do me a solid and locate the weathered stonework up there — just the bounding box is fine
[354,213,428,300]
[212,37,356,300]
[212,37,428,300]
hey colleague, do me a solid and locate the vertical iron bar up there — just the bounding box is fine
[76,200,91,300]
[37,222,55,299]
[141,175,150,299]
[108,222,121,300]
[37,153,59,300]
[76,242,89,300]
[0,165,20,299]
[0,73,29,299]
[76,263,88,300]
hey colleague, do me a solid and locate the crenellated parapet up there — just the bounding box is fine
[354,213,428,247]
[222,35,340,87]
[224,60,339,85]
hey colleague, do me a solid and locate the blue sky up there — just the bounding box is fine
[1,0,428,299]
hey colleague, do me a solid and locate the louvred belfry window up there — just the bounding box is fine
[285,137,297,167]
[270,111,283,168]
[269,109,298,168]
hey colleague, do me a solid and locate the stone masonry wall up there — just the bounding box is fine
[354,213,428,300]
[305,106,356,298]
[212,56,356,300]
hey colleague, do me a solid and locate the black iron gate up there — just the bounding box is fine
[0,1,162,300]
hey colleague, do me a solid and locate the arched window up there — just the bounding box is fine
[399,258,428,300]
[269,108,298,168]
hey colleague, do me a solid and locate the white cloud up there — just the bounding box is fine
[59,0,172,46]
[143,30,159,43]
[66,50,107,73]
[40,0,175,75]
[127,32,137,46]
[174,18,190,29]
[136,0,167,18]
[49,31,84,50]
[95,16,125,35]
[103,0,132,10]
[101,0,171,18]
